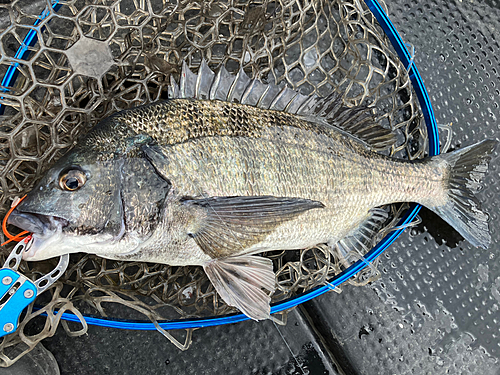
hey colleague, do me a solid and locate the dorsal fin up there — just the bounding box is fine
[298,93,397,151]
[168,61,396,151]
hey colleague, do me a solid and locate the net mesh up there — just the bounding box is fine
[0,0,427,365]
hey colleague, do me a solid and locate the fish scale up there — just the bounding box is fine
[141,115,445,258]
[6,64,497,321]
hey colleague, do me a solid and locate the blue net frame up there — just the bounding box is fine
[0,0,439,331]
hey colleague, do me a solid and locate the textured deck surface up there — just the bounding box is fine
[303,0,500,373]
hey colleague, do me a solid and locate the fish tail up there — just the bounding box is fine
[429,139,497,248]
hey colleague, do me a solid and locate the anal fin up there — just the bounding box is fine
[331,208,388,266]
[203,255,275,321]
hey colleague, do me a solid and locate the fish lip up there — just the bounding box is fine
[6,210,68,261]
[7,210,69,235]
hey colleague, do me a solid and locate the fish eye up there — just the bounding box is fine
[59,169,87,191]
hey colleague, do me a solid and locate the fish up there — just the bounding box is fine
[6,61,497,320]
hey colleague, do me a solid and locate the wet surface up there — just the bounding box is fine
[40,309,338,375]
[0,343,59,375]
[302,0,500,373]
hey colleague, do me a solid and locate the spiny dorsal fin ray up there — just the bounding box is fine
[241,79,268,106]
[170,61,396,151]
[269,86,298,111]
[210,65,235,101]
[180,61,197,99]
[195,59,215,99]
[168,75,179,99]
[228,68,252,103]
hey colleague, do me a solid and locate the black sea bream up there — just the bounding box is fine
[7,61,496,320]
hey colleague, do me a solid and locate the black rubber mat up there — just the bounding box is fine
[40,308,338,375]
[17,1,500,374]
[303,0,500,373]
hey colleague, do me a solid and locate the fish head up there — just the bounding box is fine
[7,146,128,261]
[5,116,162,261]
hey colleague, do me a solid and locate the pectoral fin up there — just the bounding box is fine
[203,255,275,320]
[184,195,324,258]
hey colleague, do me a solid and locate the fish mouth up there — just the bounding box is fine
[7,210,69,235]
[7,210,124,261]
[7,210,69,260]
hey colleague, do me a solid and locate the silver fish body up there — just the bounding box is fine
[8,64,497,320]
[109,100,446,265]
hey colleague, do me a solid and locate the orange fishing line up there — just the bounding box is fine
[1,195,30,246]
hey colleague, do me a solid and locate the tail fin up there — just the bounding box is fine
[430,139,497,249]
